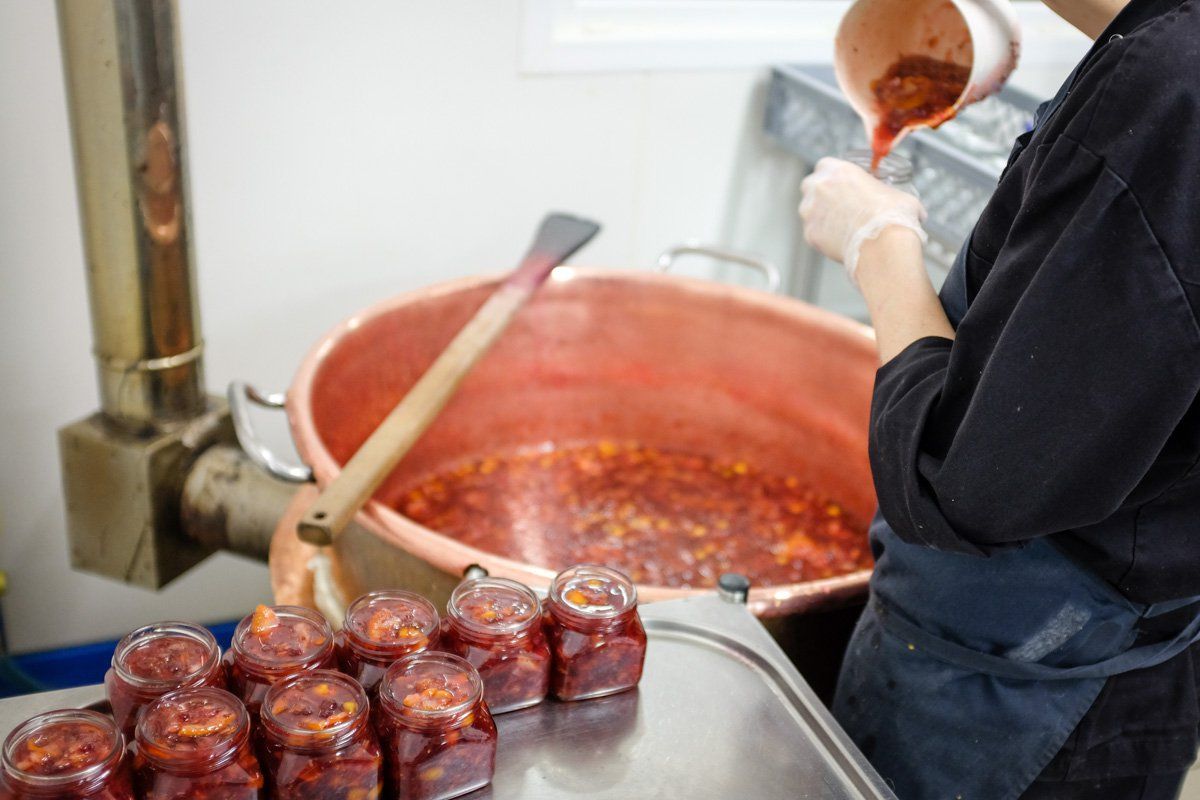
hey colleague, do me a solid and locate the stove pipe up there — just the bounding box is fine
[57,0,204,432]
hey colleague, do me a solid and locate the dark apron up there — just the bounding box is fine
[832,78,1200,800]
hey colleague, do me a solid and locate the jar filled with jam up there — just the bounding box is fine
[376,653,497,800]
[442,577,550,713]
[105,622,226,738]
[132,687,264,800]
[336,591,439,695]
[258,670,383,800]
[544,564,647,701]
[0,710,134,800]
[225,605,336,716]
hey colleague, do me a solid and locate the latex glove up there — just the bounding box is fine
[799,158,928,283]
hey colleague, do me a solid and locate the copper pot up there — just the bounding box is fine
[262,267,878,618]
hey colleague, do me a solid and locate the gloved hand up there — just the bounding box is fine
[799,157,928,283]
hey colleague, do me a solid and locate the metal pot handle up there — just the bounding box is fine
[227,381,314,483]
[656,241,783,294]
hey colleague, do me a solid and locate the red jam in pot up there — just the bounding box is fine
[545,565,647,701]
[376,653,497,800]
[0,710,134,800]
[336,591,439,695]
[132,687,263,800]
[396,442,870,589]
[225,605,335,716]
[443,577,550,713]
[258,671,382,800]
[105,622,226,738]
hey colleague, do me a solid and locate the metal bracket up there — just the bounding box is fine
[227,381,314,483]
[657,242,783,294]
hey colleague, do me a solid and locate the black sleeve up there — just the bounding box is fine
[870,136,1200,555]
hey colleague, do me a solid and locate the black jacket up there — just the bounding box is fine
[869,0,1200,779]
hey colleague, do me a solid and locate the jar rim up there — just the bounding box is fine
[842,148,914,184]
[343,591,439,648]
[231,605,333,669]
[549,564,637,620]
[448,577,541,636]
[135,687,249,770]
[2,709,123,788]
[379,652,482,724]
[260,670,368,743]
[111,621,220,688]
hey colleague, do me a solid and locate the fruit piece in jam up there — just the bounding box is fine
[0,710,134,800]
[106,622,226,738]
[376,653,497,800]
[226,605,335,716]
[337,591,439,695]
[443,578,550,714]
[546,565,647,701]
[259,671,383,800]
[133,687,263,800]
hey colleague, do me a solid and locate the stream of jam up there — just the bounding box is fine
[870,54,970,170]
[397,441,870,588]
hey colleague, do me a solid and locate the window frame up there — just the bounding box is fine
[520,0,1089,73]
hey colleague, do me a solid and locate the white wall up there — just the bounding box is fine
[0,0,1081,653]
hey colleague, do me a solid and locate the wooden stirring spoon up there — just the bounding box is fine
[297,213,601,546]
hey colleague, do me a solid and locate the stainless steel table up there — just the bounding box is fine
[0,595,896,799]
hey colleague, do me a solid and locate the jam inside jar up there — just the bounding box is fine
[443,577,550,713]
[105,622,226,738]
[376,652,497,800]
[0,710,134,800]
[258,670,383,800]
[225,605,336,716]
[545,564,647,701]
[336,591,439,695]
[132,687,263,800]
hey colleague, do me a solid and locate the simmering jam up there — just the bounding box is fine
[105,622,226,738]
[870,54,971,169]
[258,671,383,800]
[396,441,869,588]
[544,565,646,701]
[132,687,263,800]
[442,578,551,713]
[376,653,497,800]
[336,591,439,695]
[225,605,336,717]
[0,711,134,800]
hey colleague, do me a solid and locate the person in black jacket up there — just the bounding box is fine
[800,1,1200,798]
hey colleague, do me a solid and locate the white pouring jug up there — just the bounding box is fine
[834,0,1022,154]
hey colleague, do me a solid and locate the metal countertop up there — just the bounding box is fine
[0,595,896,800]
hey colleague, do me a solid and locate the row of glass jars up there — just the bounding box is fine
[0,564,647,800]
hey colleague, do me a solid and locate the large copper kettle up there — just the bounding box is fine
[247,264,879,620]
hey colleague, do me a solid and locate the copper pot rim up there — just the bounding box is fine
[286,267,877,615]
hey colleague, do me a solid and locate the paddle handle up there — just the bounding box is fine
[297,213,600,546]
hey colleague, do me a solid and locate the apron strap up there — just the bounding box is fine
[874,595,1200,681]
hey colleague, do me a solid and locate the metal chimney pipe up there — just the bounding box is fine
[57,0,204,431]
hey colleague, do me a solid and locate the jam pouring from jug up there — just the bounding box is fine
[834,0,1023,172]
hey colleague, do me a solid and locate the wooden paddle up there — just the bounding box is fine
[296,213,601,546]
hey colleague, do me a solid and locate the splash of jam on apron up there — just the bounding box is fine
[870,54,970,170]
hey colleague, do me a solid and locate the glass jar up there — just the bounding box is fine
[376,653,497,800]
[132,687,263,800]
[843,149,919,196]
[544,564,647,701]
[258,670,383,800]
[225,605,336,717]
[0,710,134,800]
[336,591,439,695]
[105,622,226,738]
[442,577,550,713]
